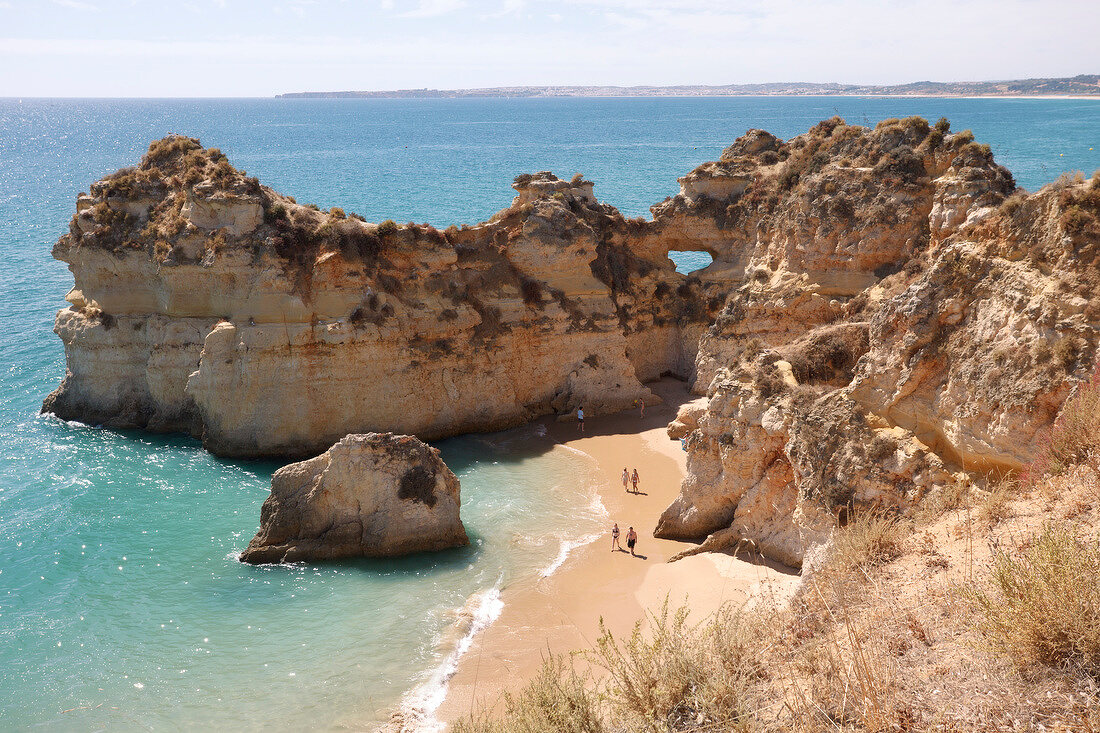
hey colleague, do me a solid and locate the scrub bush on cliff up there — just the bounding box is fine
[971,524,1100,676]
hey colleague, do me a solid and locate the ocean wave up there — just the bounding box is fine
[393,584,505,732]
[539,531,603,578]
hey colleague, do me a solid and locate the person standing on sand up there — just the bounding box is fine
[631,468,639,494]
[611,523,621,552]
[577,406,584,434]
[621,467,629,492]
[639,398,645,418]
[626,526,638,556]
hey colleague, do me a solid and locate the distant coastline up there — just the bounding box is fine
[277,74,1100,99]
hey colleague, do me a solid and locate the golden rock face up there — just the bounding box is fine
[43,124,1100,566]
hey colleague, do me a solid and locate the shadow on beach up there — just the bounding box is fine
[435,375,695,470]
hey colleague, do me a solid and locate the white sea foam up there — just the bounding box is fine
[539,531,603,578]
[537,449,609,578]
[396,584,505,732]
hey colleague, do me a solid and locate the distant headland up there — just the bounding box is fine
[277,74,1100,99]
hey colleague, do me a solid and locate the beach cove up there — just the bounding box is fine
[2,96,1098,731]
[431,379,800,728]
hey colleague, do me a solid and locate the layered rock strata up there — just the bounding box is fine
[45,120,1100,568]
[657,118,1100,566]
[44,139,726,456]
[240,433,467,563]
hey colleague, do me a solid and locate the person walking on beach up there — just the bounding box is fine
[631,468,639,494]
[577,406,584,434]
[611,523,621,552]
[621,467,629,492]
[626,526,638,557]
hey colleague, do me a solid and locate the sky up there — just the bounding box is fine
[0,0,1097,97]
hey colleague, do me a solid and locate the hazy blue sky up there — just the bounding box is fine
[1,0,1097,96]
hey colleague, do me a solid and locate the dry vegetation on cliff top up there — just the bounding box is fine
[454,374,1100,733]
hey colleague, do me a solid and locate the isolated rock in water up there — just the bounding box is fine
[240,433,468,564]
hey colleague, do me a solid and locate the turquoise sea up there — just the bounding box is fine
[1,97,1098,731]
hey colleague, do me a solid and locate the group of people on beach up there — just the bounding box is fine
[611,466,642,555]
[574,404,645,557]
[610,523,638,556]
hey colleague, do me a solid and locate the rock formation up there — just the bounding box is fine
[43,139,725,456]
[656,118,1100,566]
[44,118,1100,567]
[240,433,467,563]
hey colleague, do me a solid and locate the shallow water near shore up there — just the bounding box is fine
[1,96,1097,730]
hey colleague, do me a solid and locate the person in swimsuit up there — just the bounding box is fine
[622,468,629,492]
[639,398,645,418]
[626,527,638,556]
[577,406,584,434]
[631,468,639,494]
[611,523,621,552]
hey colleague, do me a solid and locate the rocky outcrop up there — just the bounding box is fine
[43,141,727,457]
[239,433,467,563]
[658,119,1100,567]
[44,120,1100,569]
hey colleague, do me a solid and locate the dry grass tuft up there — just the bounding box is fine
[589,602,762,732]
[457,602,767,733]
[452,655,604,733]
[1029,367,1100,482]
[977,479,1015,528]
[828,512,908,573]
[970,523,1100,677]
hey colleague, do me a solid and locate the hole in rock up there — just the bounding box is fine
[668,250,714,275]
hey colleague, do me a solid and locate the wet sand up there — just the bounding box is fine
[435,378,799,724]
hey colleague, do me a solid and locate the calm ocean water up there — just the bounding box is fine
[1,97,1097,730]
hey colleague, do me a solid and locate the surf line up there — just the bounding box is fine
[396,580,505,731]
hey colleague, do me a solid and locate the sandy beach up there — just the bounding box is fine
[434,378,799,725]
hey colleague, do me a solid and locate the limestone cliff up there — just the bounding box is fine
[43,138,724,456]
[44,121,1100,570]
[240,432,467,563]
[657,118,1099,566]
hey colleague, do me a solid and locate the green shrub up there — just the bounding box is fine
[952,129,975,146]
[329,207,346,219]
[902,116,930,138]
[376,219,399,236]
[934,116,951,133]
[264,203,288,223]
[778,165,801,190]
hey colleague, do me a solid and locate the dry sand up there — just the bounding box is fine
[435,378,799,724]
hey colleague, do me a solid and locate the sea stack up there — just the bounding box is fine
[240,433,468,564]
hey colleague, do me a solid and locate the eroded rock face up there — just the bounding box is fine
[660,119,1099,567]
[43,136,729,457]
[239,433,467,563]
[44,122,1100,570]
